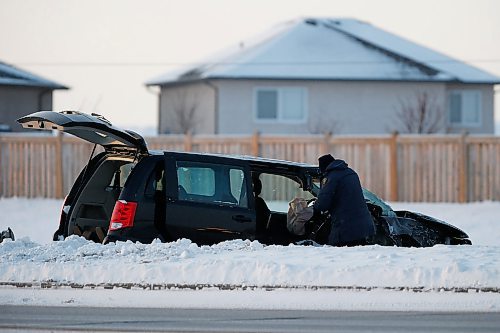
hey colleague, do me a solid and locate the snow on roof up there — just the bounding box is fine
[146,18,500,86]
[0,61,68,89]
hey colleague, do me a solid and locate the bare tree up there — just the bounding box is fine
[395,92,445,134]
[308,113,342,135]
[170,90,199,134]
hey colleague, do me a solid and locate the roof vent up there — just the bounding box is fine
[179,68,203,80]
[304,18,318,26]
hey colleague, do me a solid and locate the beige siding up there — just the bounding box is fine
[159,80,495,135]
[308,81,447,135]
[0,86,53,132]
[215,80,449,135]
[158,82,216,134]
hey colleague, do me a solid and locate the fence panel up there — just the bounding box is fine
[1,133,500,202]
[0,135,57,198]
[259,135,325,163]
[328,136,393,200]
[397,136,462,202]
[467,137,500,202]
[192,135,254,155]
[146,135,185,152]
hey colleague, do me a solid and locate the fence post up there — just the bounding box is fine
[184,132,193,152]
[54,131,64,199]
[389,131,399,201]
[321,132,332,155]
[458,132,468,203]
[251,131,260,157]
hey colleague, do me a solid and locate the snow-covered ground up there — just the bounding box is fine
[0,198,499,311]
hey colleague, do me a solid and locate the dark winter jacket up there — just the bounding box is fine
[313,159,375,246]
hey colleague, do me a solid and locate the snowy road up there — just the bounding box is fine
[2,305,500,333]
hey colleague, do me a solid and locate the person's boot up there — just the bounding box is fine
[0,227,15,243]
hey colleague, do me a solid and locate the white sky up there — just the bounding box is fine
[1,0,500,130]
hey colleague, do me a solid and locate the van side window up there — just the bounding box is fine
[258,173,314,212]
[229,169,247,208]
[176,161,247,208]
[177,166,215,199]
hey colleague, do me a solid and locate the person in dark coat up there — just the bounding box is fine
[313,154,375,246]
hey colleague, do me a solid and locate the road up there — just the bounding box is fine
[1,306,499,332]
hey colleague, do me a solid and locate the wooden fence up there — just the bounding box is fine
[1,132,499,202]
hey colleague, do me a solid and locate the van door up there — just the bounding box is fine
[164,154,255,245]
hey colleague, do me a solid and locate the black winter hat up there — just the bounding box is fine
[318,154,335,173]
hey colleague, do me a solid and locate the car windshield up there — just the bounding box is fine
[362,188,396,217]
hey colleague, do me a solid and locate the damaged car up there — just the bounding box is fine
[17,111,471,247]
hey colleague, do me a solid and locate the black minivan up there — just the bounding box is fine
[18,111,471,247]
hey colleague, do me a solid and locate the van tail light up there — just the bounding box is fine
[109,200,137,231]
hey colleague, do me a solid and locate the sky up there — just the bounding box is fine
[1,0,500,132]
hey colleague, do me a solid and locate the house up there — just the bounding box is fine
[0,61,68,132]
[146,18,500,135]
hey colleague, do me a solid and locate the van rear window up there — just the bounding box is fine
[108,162,135,188]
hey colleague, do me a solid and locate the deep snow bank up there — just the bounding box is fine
[1,236,499,290]
[0,198,499,289]
[1,198,500,311]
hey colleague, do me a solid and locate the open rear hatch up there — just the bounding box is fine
[18,111,147,242]
[17,110,148,154]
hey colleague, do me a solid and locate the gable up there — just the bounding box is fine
[147,18,500,86]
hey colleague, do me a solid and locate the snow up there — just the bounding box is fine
[214,20,433,80]
[328,19,500,83]
[0,61,67,89]
[147,18,500,85]
[0,197,499,311]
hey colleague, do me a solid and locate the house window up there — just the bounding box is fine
[448,90,481,126]
[255,87,307,122]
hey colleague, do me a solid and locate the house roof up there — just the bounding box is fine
[0,61,68,89]
[146,18,500,86]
